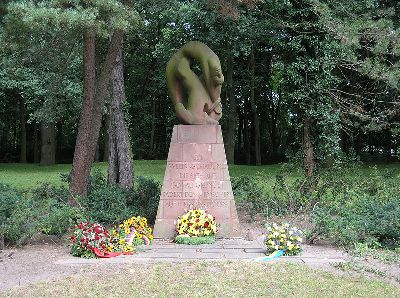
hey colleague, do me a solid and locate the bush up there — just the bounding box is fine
[0,184,23,227]
[131,176,160,224]
[80,184,134,224]
[231,164,400,248]
[310,196,400,248]
[0,172,161,246]
[63,171,160,225]
[231,175,272,219]
[0,183,85,245]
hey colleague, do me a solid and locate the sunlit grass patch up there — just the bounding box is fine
[4,261,400,297]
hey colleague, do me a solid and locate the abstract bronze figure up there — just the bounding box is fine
[166,41,224,125]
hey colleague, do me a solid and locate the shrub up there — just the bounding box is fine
[81,184,134,224]
[64,171,160,225]
[231,175,272,218]
[310,196,400,248]
[0,183,85,245]
[0,184,23,227]
[131,176,160,224]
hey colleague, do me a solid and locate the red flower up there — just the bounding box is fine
[80,238,84,243]
[204,222,209,228]
[95,235,100,240]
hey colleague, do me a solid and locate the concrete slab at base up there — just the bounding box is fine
[153,125,241,239]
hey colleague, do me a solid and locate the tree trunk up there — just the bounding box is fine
[70,29,124,202]
[224,45,237,164]
[19,97,27,163]
[40,122,56,165]
[108,48,134,189]
[70,30,96,202]
[249,48,261,165]
[303,118,316,177]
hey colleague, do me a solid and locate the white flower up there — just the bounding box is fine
[274,245,279,250]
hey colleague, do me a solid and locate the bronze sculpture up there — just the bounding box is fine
[166,41,224,125]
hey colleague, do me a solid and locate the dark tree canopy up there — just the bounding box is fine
[0,0,398,171]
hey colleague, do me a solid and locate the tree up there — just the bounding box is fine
[108,48,134,189]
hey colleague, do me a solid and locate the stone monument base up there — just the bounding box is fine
[153,125,241,239]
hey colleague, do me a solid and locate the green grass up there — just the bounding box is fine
[0,161,398,190]
[0,161,282,190]
[4,261,400,297]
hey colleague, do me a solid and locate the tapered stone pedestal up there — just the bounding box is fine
[153,125,241,239]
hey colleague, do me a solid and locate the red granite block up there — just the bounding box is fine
[153,125,241,239]
[211,144,227,163]
[212,180,233,193]
[178,125,217,143]
[182,180,212,193]
[170,126,178,143]
[182,143,212,162]
[167,143,183,161]
[216,125,224,144]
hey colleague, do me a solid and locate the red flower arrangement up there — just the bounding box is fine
[69,222,111,258]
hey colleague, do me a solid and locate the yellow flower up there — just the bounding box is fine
[119,239,125,244]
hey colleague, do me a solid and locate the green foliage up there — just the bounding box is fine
[0,170,161,246]
[0,183,85,245]
[311,196,400,248]
[131,176,161,224]
[231,175,271,219]
[79,184,134,225]
[175,235,216,245]
[66,170,161,225]
[232,164,400,248]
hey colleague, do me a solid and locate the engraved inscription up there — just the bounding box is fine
[168,162,228,170]
[164,200,229,208]
[161,191,233,200]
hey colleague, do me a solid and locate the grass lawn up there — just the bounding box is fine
[0,161,398,190]
[4,261,400,297]
[0,161,282,190]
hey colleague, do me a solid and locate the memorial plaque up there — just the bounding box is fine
[153,125,241,239]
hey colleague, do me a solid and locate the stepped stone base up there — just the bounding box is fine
[153,125,241,239]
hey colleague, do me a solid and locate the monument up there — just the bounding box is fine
[153,41,241,239]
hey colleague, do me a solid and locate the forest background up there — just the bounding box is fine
[0,0,399,171]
